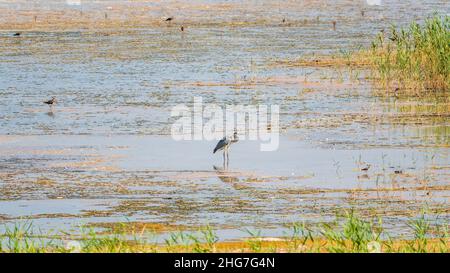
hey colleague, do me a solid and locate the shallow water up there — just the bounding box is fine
[0,1,449,240]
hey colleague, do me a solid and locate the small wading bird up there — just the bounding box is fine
[44,97,57,108]
[165,17,174,22]
[213,131,239,167]
[13,32,21,37]
[394,87,400,99]
[360,164,371,171]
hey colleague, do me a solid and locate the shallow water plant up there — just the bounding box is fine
[0,213,448,253]
[0,221,59,253]
[406,212,431,253]
[200,225,219,252]
[244,228,263,252]
[285,222,314,252]
[371,15,450,95]
[321,211,382,253]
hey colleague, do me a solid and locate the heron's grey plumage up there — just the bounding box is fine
[213,132,238,154]
[213,137,229,154]
[213,132,238,169]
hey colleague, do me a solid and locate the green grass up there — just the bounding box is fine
[320,211,383,253]
[277,15,449,97]
[0,211,448,253]
[370,15,450,95]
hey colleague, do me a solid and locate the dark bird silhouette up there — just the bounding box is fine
[13,32,21,37]
[394,87,400,99]
[213,131,239,168]
[44,97,57,106]
[165,17,174,21]
[180,25,184,31]
[360,164,371,171]
[389,30,398,42]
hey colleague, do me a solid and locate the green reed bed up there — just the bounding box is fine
[370,15,449,95]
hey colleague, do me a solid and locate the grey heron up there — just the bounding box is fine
[213,131,238,167]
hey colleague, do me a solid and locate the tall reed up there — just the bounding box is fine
[370,15,449,95]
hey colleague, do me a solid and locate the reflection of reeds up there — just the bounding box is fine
[370,15,449,95]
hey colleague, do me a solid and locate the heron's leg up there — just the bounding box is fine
[226,149,229,167]
[224,147,229,169]
[223,150,226,168]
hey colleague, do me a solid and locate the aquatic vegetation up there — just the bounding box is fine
[244,228,263,253]
[163,226,219,253]
[320,211,383,253]
[284,221,314,252]
[1,211,448,253]
[281,15,449,97]
[0,221,54,253]
[370,15,450,95]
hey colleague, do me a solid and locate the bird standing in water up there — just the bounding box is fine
[360,164,371,171]
[44,97,57,108]
[213,131,239,168]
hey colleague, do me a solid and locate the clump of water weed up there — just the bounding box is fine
[370,15,449,95]
[320,210,383,253]
[0,221,56,253]
[164,226,219,253]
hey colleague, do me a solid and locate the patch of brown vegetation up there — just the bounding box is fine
[275,52,373,68]
[89,221,185,234]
